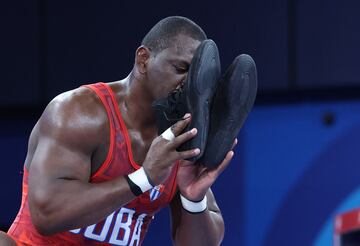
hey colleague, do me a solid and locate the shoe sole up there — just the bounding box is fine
[199,54,258,167]
[179,39,221,161]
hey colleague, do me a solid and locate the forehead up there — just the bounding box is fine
[158,35,201,63]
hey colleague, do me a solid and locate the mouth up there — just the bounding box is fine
[167,81,185,98]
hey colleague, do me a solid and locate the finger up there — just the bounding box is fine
[207,151,234,178]
[170,113,191,137]
[169,128,197,148]
[177,148,200,160]
[160,114,190,142]
[160,127,176,141]
[231,138,238,150]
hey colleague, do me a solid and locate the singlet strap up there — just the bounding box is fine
[99,83,141,169]
[82,83,115,178]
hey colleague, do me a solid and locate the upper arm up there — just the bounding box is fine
[28,88,106,209]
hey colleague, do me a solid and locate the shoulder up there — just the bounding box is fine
[43,86,107,130]
[38,86,108,149]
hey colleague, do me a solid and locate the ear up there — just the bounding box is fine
[135,46,151,74]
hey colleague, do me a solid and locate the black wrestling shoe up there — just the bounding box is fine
[199,54,258,168]
[152,39,221,161]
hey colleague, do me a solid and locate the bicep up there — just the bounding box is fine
[29,133,91,184]
[28,133,92,210]
[28,100,98,208]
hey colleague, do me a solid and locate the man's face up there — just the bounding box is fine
[146,35,201,100]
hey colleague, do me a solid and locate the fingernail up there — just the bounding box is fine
[183,113,191,119]
[191,128,197,134]
[194,148,200,154]
[229,151,234,158]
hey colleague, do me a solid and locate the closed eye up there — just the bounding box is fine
[173,65,188,74]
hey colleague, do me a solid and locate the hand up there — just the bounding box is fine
[177,138,238,201]
[143,114,200,185]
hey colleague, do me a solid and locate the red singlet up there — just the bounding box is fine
[8,83,178,246]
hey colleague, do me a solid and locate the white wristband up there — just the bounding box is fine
[128,167,153,193]
[180,194,208,213]
[161,127,175,141]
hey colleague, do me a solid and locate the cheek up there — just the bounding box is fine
[146,62,184,98]
[147,67,172,98]
[148,63,172,83]
[148,59,168,81]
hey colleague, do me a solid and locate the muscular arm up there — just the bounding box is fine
[28,89,136,235]
[27,88,199,236]
[170,189,224,246]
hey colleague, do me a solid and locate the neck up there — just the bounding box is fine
[122,72,157,132]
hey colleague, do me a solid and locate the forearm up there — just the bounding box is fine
[171,141,234,245]
[172,195,224,245]
[29,176,135,235]
[174,209,224,246]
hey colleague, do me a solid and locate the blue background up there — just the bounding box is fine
[2,0,360,245]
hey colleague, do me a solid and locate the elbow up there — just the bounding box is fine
[29,194,60,236]
[29,208,59,236]
[33,219,56,236]
[30,207,59,236]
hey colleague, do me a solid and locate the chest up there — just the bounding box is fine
[90,128,178,211]
[127,130,154,165]
[91,127,155,175]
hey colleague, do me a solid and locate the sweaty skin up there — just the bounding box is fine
[22,34,234,245]
[0,232,17,246]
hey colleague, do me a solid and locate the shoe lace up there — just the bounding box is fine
[162,83,188,121]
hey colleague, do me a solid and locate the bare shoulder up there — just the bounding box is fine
[37,86,108,150]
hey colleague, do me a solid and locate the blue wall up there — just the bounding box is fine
[145,100,360,245]
[244,100,360,245]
